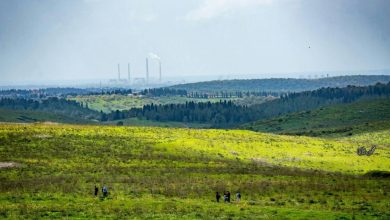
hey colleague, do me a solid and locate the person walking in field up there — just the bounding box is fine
[94,185,98,196]
[227,191,231,203]
[236,192,241,202]
[102,186,108,197]
[216,192,221,203]
[223,191,228,203]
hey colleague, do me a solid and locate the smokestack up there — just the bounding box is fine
[127,63,131,82]
[117,63,121,80]
[159,60,162,83]
[146,58,149,84]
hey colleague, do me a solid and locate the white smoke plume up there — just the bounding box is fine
[148,52,161,60]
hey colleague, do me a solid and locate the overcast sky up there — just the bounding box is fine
[0,0,389,84]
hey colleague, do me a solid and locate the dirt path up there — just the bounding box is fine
[0,162,20,169]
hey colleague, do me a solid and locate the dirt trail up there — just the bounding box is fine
[0,162,20,169]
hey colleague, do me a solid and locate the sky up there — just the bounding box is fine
[0,0,389,85]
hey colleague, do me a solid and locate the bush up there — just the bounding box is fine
[364,171,390,178]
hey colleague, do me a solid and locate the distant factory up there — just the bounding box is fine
[109,53,163,86]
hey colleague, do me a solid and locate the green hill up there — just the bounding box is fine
[0,124,389,219]
[169,75,390,92]
[0,109,95,124]
[242,98,390,137]
[0,97,100,121]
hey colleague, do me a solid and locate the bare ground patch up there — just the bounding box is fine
[0,162,20,169]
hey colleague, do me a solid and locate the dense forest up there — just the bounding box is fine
[169,75,390,93]
[103,82,390,127]
[254,82,390,119]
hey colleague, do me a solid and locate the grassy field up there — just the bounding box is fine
[242,98,390,137]
[0,124,389,219]
[105,118,211,128]
[69,95,240,113]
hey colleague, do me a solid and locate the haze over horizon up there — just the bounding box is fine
[0,0,389,85]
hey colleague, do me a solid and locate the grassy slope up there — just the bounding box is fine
[242,98,390,137]
[0,109,95,124]
[105,118,211,128]
[0,124,389,219]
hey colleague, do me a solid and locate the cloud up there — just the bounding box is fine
[186,0,272,21]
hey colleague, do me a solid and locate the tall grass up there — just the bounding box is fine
[0,124,389,219]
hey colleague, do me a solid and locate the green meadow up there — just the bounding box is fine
[0,124,389,219]
[69,95,238,113]
[104,117,211,128]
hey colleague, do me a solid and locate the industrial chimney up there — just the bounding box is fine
[127,63,131,82]
[146,58,149,84]
[159,60,162,83]
[117,63,121,80]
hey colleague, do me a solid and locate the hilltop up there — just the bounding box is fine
[169,75,390,92]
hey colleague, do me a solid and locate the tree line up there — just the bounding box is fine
[89,89,133,96]
[100,100,255,126]
[0,88,94,99]
[187,91,283,99]
[140,88,187,97]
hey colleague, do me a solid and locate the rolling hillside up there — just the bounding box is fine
[242,98,390,137]
[0,97,100,121]
[169,75,390,92]
[0,109,95,124]
[0,124,389,218]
